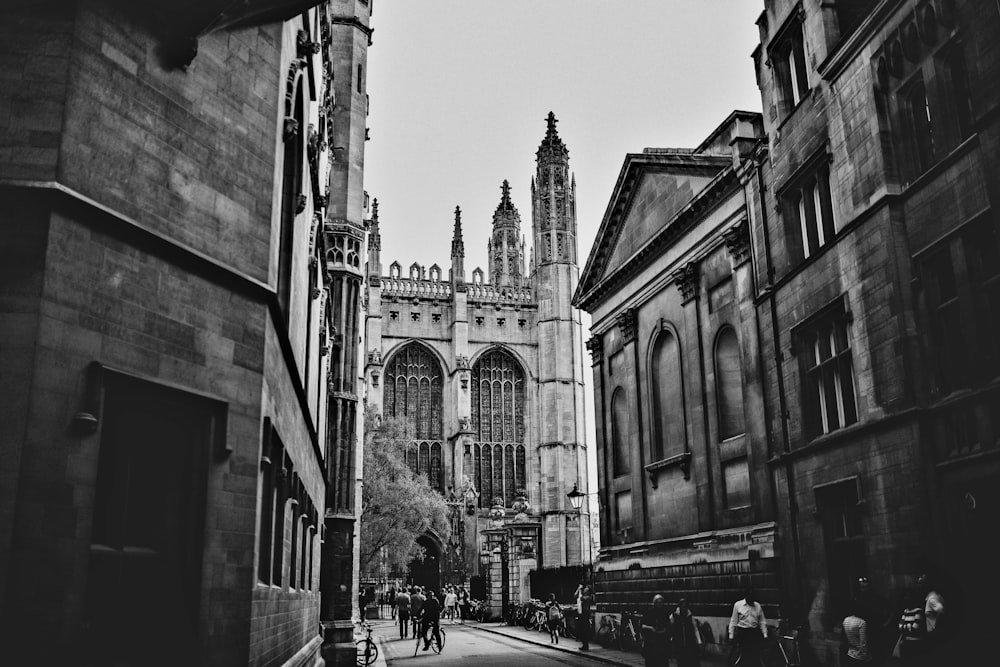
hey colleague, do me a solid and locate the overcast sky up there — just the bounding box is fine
[364,0,765,498]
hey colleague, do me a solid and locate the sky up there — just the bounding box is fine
[364,0,765,501]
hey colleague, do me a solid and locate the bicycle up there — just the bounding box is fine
[355,622,378,666]
[763,626,802,667]
[621,610,644,652]
[596,613,620,649]
[413,621,446,656]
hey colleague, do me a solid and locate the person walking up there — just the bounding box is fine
[728,588,767,666]
[388,587,397,620]
[444,587,458,623]
[409,587,426,640]
[640,594,671,666]
[670,598,702,667]
[458,586,470,622]
[395,588,411,639]
[544,593,563,644]
[578,585,593,651]
[842,603,872,664]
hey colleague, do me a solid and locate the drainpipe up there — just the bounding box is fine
[753,149,806,626]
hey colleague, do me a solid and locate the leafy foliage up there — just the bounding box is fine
[359,408,450,577]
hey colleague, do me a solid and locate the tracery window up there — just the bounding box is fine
[471,348,526,507]
[383,343,444,492]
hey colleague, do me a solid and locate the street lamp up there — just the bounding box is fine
[567,483,585,511]
[566,483,595,590]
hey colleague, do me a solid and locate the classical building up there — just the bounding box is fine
[363,114,591,612]
[577,1,997,663]
[747,0,998,661]
[0,1,371,665]
[573,112,779,654]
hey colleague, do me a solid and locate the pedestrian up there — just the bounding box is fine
[893,572,949,663]
[444,586,458,625]
[670,598,702,667]
[410,586,425,640]
[395,587,411,639]
[388,587,397,620]
[640,594,670,666]
[842,602,872,664]
[458,586,470,622]
[854,576,892,661]
[728,588,767,666]
[578,585,593,651]
[545,593,563,644]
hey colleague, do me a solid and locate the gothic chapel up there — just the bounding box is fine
[364,114,590,604]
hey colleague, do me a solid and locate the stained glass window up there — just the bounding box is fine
[471,348,526,507]
[383,343,445,493]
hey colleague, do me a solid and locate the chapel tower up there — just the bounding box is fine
[531,112,589,564]
[488,180,527,288]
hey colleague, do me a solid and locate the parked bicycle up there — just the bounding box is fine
[596,613,620,649]
[621,610,644,652]
[355,622,378,666]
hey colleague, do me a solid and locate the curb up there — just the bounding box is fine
[467,623,638,667]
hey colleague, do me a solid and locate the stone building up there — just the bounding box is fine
[0,1,371,665]
[363,114,590,611]
[578,0,997,663]
[746,0,998,661]
[573,111,780,651]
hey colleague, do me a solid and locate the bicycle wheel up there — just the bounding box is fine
[355,638,378,666]
[431,628,446,654]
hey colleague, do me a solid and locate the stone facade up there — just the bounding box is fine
[577,1,998,664]
[364,114,590,611]
[574,112,779,653]
[747,0,999,662]
[0,2,370,665]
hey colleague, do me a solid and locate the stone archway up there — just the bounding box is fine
[407,534,442,594]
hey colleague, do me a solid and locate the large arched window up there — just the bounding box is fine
[715,327,746,440]
[471,348,526,507]
[383,343,444,492]
[611,388,630,476]
[650,330,685,460]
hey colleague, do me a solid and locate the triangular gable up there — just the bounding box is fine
[604,170,715,273]
[575,152,731,309]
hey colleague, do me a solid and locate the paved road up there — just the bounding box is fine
[376,622,613,666]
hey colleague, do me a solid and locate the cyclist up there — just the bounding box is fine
[409,587,425,639]
[395,587,411,639]
[421,589,443,651]
[728,588,768,666]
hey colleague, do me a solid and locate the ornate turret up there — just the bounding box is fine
[451,205,466,288]
[367,198,381,278]
[532,112,577,266]
[488,180,526,288]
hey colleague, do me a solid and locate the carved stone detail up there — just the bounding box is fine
[722,219,751,266]
[283,116,299,142]
[585,336,603,366]
[672,263,699,303]
[456,354,471,370]
[367,349,383,366]
[616,309,637,344]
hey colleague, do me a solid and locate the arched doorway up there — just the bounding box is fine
[407,534,442,593]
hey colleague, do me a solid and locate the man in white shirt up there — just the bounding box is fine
[728,588,768,665]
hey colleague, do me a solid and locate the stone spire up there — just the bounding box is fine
[536,111,569,163]
[451,205,465,286]
[488,180,525,288]
[532,111,576,266]
[367,198,381,276]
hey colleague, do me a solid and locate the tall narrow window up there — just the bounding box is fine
[471,348,526,507]
[784,162,836,260]
[771,19,810,115]
[798,303,858,437]
[383,343,445,493]
[257,423,275,584]
[817,480,867,618]
[278,85,304,320]
[611,388,630,476]
[905,77,935,177]
[650,331,685,460]
[715,327,746,440]
[945,48,974,141]
[923,246,966,393]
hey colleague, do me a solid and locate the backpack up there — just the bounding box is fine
[548,604,563,621]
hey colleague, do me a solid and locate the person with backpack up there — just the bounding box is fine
[545,593,564,644]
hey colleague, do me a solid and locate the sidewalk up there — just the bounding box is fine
[466,620,729,667]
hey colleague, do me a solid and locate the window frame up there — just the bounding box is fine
[793,297,859,439]
[815,476,868,620]
[778,151,837,262]
[767,5,811,118]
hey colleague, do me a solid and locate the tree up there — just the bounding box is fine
[358,407,451,578]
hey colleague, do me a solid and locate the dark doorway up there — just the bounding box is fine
[82,373,217,666]
[408,534,442,594]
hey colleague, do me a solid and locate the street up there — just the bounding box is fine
[371,621,620,667]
